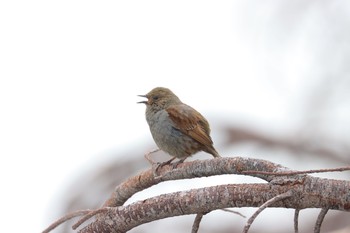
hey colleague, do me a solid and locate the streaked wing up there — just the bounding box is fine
[166,105,213,147]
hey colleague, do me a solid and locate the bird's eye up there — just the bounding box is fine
[152,96,159,101]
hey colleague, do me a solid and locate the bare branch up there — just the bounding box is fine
[101,157,288,208]
[221,208,246,218]
[44,157,285,232]
[243,191,293,233]
[72,208,111,230]
[242,166,350,176]
[144,148,160,165]
[79,178,350,233]
[314,208,329,233]
[191,213,205,233]
[294,209,300,233]
[44,157,350,233]
[42,210,91,233]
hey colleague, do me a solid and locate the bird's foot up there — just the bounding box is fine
[153,157,176,177]
[153,158,186,178]
[169,158,186,169]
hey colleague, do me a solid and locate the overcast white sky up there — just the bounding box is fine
[0,1,349,232]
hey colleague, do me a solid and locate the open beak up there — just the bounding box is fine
[137,95,148,104]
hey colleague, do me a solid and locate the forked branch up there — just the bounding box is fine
[43,157,350,233]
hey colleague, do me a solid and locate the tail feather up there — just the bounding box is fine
[205,146,221,158]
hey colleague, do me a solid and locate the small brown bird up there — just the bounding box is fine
[138,87,220,166]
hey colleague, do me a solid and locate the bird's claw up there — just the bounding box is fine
[170,160,184,169]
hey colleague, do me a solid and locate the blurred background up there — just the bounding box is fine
[0,1,349,232]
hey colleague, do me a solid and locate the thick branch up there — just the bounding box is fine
[80,176,350,232]
[43,157,349,233]
[102,157,289,207]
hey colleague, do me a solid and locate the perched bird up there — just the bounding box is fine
[138,87,220,166]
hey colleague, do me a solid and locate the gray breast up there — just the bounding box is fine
[146,110,200,158]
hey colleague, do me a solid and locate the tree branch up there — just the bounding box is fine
[42,210,91,233]
[314,208,329,233]
[242,166,350,176]
[43,157,350,233]
[77,157,350,233]
[243,191,293,233]
[191,213,205,233]
[101,157,291,208]
[294,209,300,233]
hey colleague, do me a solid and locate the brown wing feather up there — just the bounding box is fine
[166,105,213,147]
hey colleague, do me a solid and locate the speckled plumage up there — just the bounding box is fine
[138,87,220,161]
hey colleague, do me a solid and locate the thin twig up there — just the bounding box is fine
[144,148,160,164]
[243,191,294,233]
[242,166,350,176]
[314,208,329,233]
[191,213,206,233]
[294,209,300,233]
[72,207,111,230]
[221,208,246,218]
[42,209,91,233]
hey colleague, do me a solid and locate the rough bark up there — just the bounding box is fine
[77,157,350,233]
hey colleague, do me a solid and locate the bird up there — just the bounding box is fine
[138,87,220,167]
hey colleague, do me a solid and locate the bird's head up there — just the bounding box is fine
[138,87,181,111]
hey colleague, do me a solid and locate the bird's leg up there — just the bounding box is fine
[144,148,160,165]
[162,157,177,166]
[154,157,176,173]
[151,156,185,178]
[170,158,186,169]
[144,149,176,177]
[156,157,187,171]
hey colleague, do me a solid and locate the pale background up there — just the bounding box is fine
[0,1,349,233]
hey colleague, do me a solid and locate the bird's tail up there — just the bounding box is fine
[206,146,221,158]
